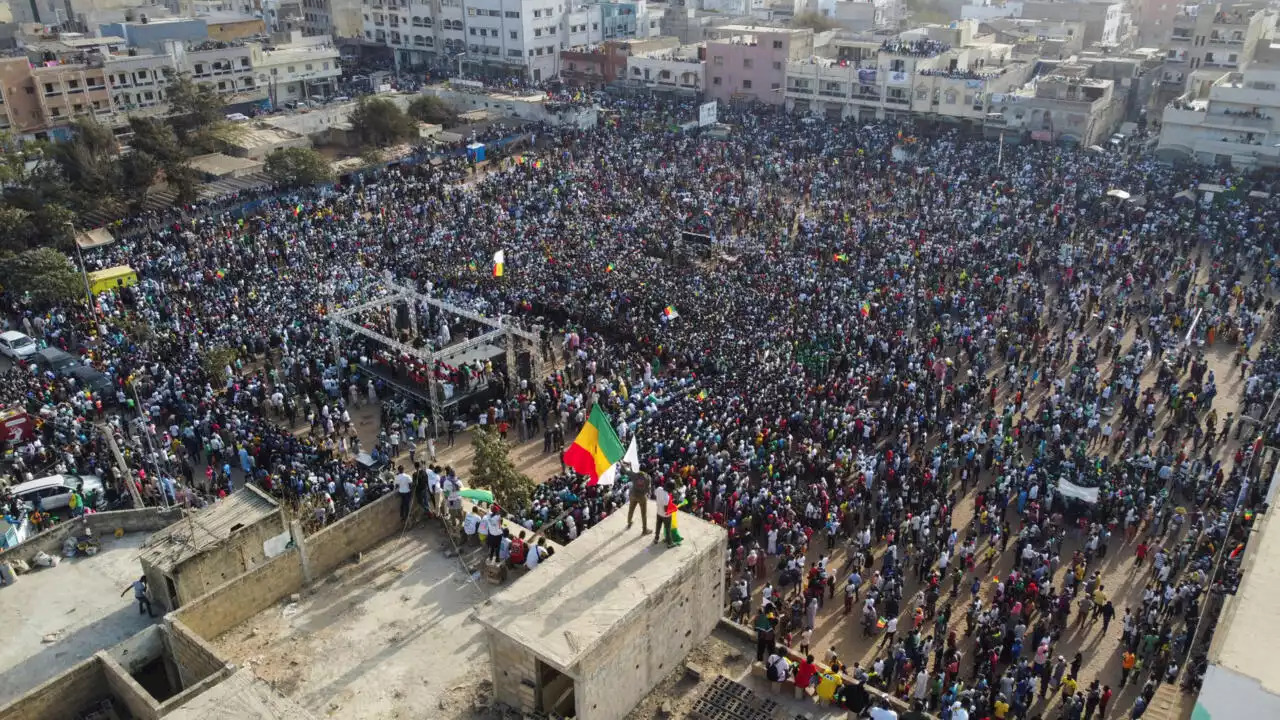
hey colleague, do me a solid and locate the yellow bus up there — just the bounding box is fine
[87,266,137,295]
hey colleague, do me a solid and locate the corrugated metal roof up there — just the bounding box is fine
[139,486,281,571]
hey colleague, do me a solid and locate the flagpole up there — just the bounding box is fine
[997,132,1004,170]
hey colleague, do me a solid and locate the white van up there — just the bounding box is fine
[10,473,105,511]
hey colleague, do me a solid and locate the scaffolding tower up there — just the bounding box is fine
[327,279,545,434]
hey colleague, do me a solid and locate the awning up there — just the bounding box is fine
[75,227,115,250]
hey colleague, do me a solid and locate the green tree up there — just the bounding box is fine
[199,346,239,379]
[52,119,121,213]
[264,147,334,187]
[407,95,458,126]
[0,206,37,254]
[791,11,840,31]
[164,72,227,152]
[469,428,536,511]
[348,97,416,148]
[0,248,83,304]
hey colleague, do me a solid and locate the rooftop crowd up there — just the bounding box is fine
[1,94,1278,718]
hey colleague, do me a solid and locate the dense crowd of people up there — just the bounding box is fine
[1,93,1277,718]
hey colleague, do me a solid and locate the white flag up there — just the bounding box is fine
[623,436,639,472]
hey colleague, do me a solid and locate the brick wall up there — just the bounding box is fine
[1,506,183,566]
[107,625,165,674]
[165,619,231,687]
[488,632,540,712]
[100,652,161,720]
[0,656,108,720]
[172,547,304,640]
[173,512,286,605]
[306,492,411,578]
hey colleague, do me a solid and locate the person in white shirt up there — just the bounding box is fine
[526,538,547,570]
[867,703,899,720]
[394,465,414,521]
[463,508,481,542]
[485,509,504,561]
[653,480,674,547]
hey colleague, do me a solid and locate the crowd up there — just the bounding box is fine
[0,92,1277,718]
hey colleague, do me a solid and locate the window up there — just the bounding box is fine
[218,81,227,90]
[743,58,753,68]
[509,48,522,57]
[241,57,250,67]
[713,55,723,65]
[67,79,80,89]
[288,66,296,73]
[712,76,721,85]
[772,40,782,49]
[305,63,313,70]
[144,91,154,100]
[592,22,598,30]
[915,88,927,100]
[323,62,330,70]
[471,27,477,34]
[271,68,279,75]
[533,8,540,16]
[73,103,83,112]
[772,61,781,71]
[510,30,518,39]
[771,83,780,90]
[742,79,752,89]
[505,10,519,17]
[534,28,541,36]
[43,83,54,94]
[50,107,61,117]
[944,89,956,104]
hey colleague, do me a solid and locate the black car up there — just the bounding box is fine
[68,365,115,398]
[32,347,79,377]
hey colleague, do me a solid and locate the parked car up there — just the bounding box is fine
[68,365,114,397]
[32,347,79,377]
[10,473,105,511]
[0,331,38,361]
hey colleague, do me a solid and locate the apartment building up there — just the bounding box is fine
[992,71,1123,144]
[0,56,114,139]
[1131,0,1179,49]
[360,0,601,80]
[560,35,674,87]
[703,25,814,105]
[785,34,1032,125]
[1158,66,1280,167]
[623,40,703,92]
[1019,0,1126,48]
[251,30,341,102]
[1162,4,1270,89]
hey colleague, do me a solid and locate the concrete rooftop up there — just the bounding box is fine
[1208,461,1280,695]
[0,532,156,706]
[138,486,279,571]
[164,669,316,720]
[475,501,726,672]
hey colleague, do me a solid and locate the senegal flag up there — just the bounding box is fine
[565,404,626,486]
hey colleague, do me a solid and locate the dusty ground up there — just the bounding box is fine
[211,524,501,720]
[0,532,157,705]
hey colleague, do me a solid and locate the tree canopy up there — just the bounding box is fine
[792,11,841,31]
[348,97,417,148]
[469,428,537,511]
[408,95,458,127]
[265,147,335,187]
[0,248,84,305]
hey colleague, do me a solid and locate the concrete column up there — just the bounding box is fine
[290,520,312,585]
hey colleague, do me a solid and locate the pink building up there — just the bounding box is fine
[703,25,815,105]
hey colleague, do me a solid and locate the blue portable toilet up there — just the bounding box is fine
[467,142,486,163]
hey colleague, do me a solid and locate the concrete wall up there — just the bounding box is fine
[0,656,109,720]
[1196,663,1280,720]
[1,506,184,567]
[575,528,725,720]
[165,619,231,687]
[101,652,162,720]
[172,511,286,606]
[172,547,304,640]
[489,632,541,712]
[108,624,167,674]
[306,491,403,578]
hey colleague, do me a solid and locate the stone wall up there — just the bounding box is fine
[488,632,540,712]
[172,547,304,640]
[2,506,183,566]
[0,656,109,720]
[172,511,286,606]
[306,492,412,578]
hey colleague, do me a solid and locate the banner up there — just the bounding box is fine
[698,101,718,127]
[888,70,909,85]
[857,68,877,84]
[1057,478,1100,504]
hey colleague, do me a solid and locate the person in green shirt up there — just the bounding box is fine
[753,608,776,661]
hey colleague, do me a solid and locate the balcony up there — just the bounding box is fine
[818,89,845,98]
[787,86,813,95]
[885,96,909,105]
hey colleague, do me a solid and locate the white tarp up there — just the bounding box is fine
[263,530,292,558]
[1058,478,1100,504]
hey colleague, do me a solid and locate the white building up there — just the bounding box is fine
[960,0,1023,22]
[362,0,601,81]
[251,31,342,103]
[1158,67,1280,167]
[624,42,704,92]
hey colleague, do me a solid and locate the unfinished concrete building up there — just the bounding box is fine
[476,507,728,720]
[139,486,288,613]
